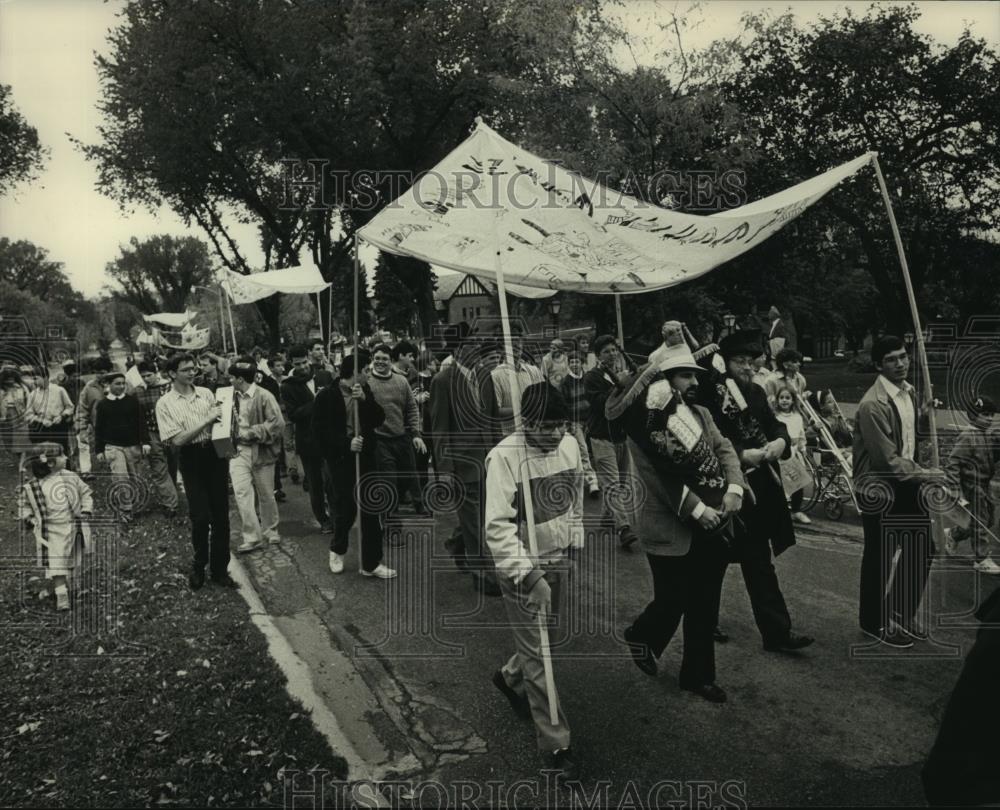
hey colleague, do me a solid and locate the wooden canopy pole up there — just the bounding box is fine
[871,154,940,469]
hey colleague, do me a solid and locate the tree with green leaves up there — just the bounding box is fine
[0,84,46,196]
[717,4,1000,332]
[104,234,215,314]
[84,0,617,342]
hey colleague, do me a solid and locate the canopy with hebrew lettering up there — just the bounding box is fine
[144,311,195,328]
[358,121,873,294]
[221,265,329,305]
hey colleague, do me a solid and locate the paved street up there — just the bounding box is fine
[238,482,991,807]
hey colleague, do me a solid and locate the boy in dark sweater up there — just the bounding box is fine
[560,350,600,497]
[94,371,150,522]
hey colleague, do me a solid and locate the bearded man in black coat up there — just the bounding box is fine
[697,331,814,653]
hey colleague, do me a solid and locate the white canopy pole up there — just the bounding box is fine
[315,291,325,346]
[492,219,560,727]
[353,235,363,572]
[223,284,238,354]
[871,155,940,470]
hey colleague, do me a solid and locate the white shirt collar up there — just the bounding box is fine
[106,392,125,401]
[879,375,913,399]
[237,383,257,399]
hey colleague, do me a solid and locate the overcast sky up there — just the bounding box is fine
[1,0,997,298]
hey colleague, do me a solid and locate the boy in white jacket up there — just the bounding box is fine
[484,382,584,784]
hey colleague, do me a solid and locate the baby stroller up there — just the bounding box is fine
[799,391,857,521]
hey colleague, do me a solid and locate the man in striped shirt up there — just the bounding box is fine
[155,353,235,591]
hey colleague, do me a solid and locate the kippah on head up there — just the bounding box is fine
[228,355,258,382]
[102,370,125,384]
[776,348,803,364]
[137,360,157,374]
[521,382,568,424]
[290,344,309,360]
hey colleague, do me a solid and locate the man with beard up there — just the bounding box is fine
[697,331,814,653]
[609,343,745,703]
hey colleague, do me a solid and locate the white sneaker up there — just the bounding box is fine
[943,528,958,556]
[791,512,812,525]
[328,551,344,574]
[973,557,1000,575]
[235,540,265,554]
[54,585,69,611]
[587,482,601,498]
[361,564,397,579]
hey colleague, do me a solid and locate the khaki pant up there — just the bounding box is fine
[498,564,571,753]
[589,437,637,531]
[230,447,279,547]
[77,428,93,474]
[147,431,178,510]
[570,424,598,489]
[104,444,143,515]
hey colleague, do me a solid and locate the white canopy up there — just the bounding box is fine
[144,311,195,328]
[221,265,329,305]
[358,121,874,294]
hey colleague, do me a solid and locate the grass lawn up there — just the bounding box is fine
[0,464,347,808]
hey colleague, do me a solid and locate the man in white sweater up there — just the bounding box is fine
[485,382,584,784]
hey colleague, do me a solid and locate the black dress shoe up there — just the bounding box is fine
[492,670,531,720]
[623,626,657,676]
[682,683,727,703]
[188,567,206,591]
[540,747,577,783]
[210,573,240,589]
[713,625,729,644]
[763,632,815,653]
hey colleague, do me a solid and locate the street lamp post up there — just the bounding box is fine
[192,284,228,354]
[723,312,737,338]
[548,297,562,335]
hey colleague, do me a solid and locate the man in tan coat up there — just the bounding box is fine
[609,343,746,704]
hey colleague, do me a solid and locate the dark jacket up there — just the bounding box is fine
[429,362,501,484]
[281,374,318,454]
[922,586,1000,806]
[311,362,336,390]
[697,369,795,556]
[583,366,628,442]
[94,394,149,454]
[312,379,384,464]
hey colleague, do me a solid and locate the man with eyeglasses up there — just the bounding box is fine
[697,331,814,654]
[485,382,584,784]
[156,353,235,590]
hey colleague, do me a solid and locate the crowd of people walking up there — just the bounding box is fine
[5,309,998,785]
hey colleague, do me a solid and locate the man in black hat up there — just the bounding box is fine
[697,330,814,653]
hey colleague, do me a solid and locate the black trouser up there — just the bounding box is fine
[629,536,728,688]
[301,453,335,525]
[790,489,805,511]
[273,439,285,492]
[859,481,933,634]
[178,442,231,578]
[375,433,418,507]
[327,454,383,572]
[455,477,491,573]
[731,527,793,645]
